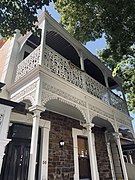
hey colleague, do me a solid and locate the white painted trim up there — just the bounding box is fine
[72,128,99,180]
[28,110,41,180]
[116,136,129,180]
[92,135,99,180]
[38,120,50,180]
[0,104,12,139]
[10,112,48,128]
[10,112,50,179]
[72,128,81,180]
[105,139,116,179]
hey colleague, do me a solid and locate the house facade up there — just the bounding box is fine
[0,11,134,180]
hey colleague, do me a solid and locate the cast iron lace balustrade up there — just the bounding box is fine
[15,44,128,114]
[108,91,128,113]
[43,45,128,114]
[15,45,41,82]
[85,74,110,104]
[43,45,83,89]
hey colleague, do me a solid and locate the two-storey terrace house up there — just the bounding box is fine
[0,11,134,180]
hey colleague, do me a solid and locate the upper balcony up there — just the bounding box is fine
[14,43,128,115]
[12,12,129,116]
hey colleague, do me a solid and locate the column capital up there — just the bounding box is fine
[29,105,46,113]
[83,122,95,131]
[112,132,122,140]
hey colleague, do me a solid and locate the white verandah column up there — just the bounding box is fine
[79,51,85,71]
[38,120,50,180]
[105,132,116,180]
[39,17,46,66]
[28,105,45,180]
[84,123,98,180]
[113,132,129,180]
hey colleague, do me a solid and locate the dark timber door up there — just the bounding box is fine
[1,139,30,180]
[77,136,91,180]
[0,123,40,180]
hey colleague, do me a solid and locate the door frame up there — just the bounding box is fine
[6,112,50,180]
[72,128,99,180]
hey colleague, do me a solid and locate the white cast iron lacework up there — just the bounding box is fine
[43,45,83,89]
[14,44,128,114]
[44,45,128,114]
[15,45,41,82]
[85,74,110,104]
[109,91,127,113]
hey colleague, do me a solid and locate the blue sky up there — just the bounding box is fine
[45,2,135,130]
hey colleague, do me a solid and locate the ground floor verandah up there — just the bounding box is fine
[0,108,133,180]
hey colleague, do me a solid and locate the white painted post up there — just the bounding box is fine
[92,134,100,180]
[128,154,133,164]
[105,132,116,180]
[107,142,116,180]
[39,121,50,180]
[103,72,112,105]
[85,123,98,180]
[113,133,129,180]
[0,105,12,173]
[80,51,85,71]
[28,105,45,180]
[72,128,80,180]
[39,17,46,66]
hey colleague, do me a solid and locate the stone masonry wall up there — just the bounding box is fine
[42,111,112,180]
[42,111,82,180]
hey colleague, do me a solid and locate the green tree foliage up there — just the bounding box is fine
[0,0,56,38]
[98,50,135,112]
[0,0,134,111]
[55,0,135,58]
[55,0,135,112]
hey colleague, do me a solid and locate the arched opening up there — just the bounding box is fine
[46,31,81,68]
[108,77,124,99]
[92,116,115,132]
[41,99,87,180]
[19,30,41,62]
[84,59,106,86]
[43,99,85,123]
